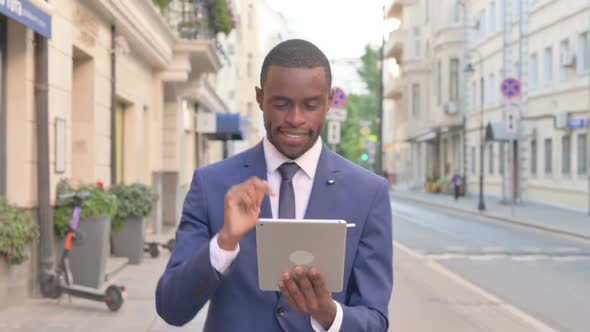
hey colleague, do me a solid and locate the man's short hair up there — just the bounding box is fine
[260,39,332,88]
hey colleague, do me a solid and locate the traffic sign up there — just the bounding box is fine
[501,78,521,99]
[327,121,341,144]
[505,109,519,134]
[331,87,348,108]
[327,108,348,122]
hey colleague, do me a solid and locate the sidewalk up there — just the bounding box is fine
[391,188,590,240]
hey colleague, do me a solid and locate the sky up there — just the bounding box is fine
[263,0,385,60]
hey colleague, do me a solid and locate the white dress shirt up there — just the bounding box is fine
[209,136,343,332]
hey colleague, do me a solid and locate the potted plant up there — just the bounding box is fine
[208,0,233,35]
[437,177,449,194]
[110,183,159,264]
[54,179,117,289]
[0,198,39,265]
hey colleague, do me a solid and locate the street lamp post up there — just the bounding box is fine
[465,48,486,211]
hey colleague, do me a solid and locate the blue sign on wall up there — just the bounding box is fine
[0,0,52,39]
[568,118,588,130]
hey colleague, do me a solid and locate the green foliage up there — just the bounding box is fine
[54,179,118,238]
[110,184,159,232]
[0,198,39,265]
[152,0,172,11]
[330,45,382,171]
[209,0,233,35]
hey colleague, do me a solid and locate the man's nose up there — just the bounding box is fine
[285,106,305,126]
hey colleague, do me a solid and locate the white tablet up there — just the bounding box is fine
[256,218,348,292]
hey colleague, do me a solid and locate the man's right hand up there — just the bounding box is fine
[218,177,274,251]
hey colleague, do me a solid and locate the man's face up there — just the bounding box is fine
[256,66,333,160]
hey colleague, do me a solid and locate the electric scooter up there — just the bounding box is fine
[144,238,175,258]
[42,191,126,311]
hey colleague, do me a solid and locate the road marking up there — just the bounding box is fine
[468,254,507,261]
[394,241,559,332]
[554,247,579,253]
[447,246,465,252]
[482,246,504,252]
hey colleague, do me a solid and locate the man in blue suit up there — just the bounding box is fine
[156,39,393,331]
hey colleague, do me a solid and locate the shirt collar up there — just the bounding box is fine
[263,135,323,180]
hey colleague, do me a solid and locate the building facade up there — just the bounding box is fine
[0,0,241,309]
[383,0,590,212]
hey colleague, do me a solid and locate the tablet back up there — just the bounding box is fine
[256,219,347,292]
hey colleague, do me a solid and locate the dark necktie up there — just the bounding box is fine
[278,162,300,219]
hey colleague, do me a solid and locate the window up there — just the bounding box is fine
[544,46,553,85]
[450,58,459,102]
[247,53,253,78]
[471,146,476,175]
[437,60,442,105]
[414,28,421,57]
[489,144,494,175]
[544,138,552,175]
[472,80,477,111]
[579,31,590,72]
[479,10,487,38]
[480,77,485,108]
[530,53,538,90]
[562,135,571,175]
[531,139,537,175]
[452,0,461,24]
[489,73,495,104]
[489,1,496,33]
[412,83,420,117]
[560,39,569,82]
[499,142,505,175]
[578,134,588,175]
[248,4,254,30]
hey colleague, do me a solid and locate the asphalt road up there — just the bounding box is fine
[392,199,590,332]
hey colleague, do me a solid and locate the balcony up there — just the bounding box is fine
[384,75,403,100]
[384,29,404,62]
[385,0,417,20]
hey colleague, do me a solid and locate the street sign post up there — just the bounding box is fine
[505,109,519,134]
[327,121,341,147]
[327,108,348,122]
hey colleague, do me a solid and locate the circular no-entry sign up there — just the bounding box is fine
[501,78,521,99]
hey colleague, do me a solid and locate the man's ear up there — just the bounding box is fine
[255,86,264,110]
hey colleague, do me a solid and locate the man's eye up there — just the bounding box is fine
[274,104,289,110]
[304,104,318,110]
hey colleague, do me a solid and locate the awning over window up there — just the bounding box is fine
[207,113,243,140]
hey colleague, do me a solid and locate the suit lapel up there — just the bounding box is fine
[241,141,272,219]
[304,145,342,219]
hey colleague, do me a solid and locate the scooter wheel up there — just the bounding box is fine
[105,285,124,312]
[149,243,159,258]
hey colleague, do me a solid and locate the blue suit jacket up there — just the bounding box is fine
[156,142,393,331]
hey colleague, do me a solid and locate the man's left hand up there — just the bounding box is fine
[279,266,337,330]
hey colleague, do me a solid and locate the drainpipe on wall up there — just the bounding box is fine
[110,25,117,185]
[34,33,54,284]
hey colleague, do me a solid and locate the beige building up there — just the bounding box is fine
[383,0,590,212]
[0,0,238,308]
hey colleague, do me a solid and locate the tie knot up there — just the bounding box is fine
[278,162,300,181]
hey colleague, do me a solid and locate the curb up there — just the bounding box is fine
[391,192,590,242]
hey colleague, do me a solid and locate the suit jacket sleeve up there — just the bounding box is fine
[340,179,393,331]
[155,169,226,326]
